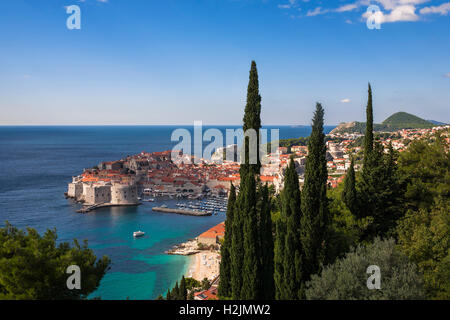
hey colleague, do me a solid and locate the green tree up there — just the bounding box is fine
[230,185,244,299]
[0,222,110,300]
[305,238,426,300]
[397,200,450,299]
[363,83,374,167]
[358,142,404,238]
[301,103,330,286]
[258,184,275,299]
[180,275,187,300]
[201,278,211,291]
[274,158,303,299]
[341,157,357,215]
[218,183,236,298]
[240,172,261,299]
[397,135,450,211]
[171,281,180,300]
[240,60,262,178]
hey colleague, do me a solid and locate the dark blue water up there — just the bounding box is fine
[0,125,334,300]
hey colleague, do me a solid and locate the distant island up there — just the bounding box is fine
[330,111,444,134]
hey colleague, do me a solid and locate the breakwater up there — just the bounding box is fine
[152,207,212,216]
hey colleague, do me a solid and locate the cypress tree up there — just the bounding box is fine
[300,103,329,288]
[218,183,236,298]
[258,184,274,299]
[342,157,357,215]
[363,83,374,168]
[230,61,273,300]
[231,185,244,299]
[172,281,180,300]
[240,172,261,299]
[358,141,404,238]
[273,217,286,299]
[180,276,187,300]
[166,289,171,300]
[275,158,303,299]
[240,60,262,178]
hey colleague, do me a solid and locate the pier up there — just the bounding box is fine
[76,202,140,214]
[152,207,212,216]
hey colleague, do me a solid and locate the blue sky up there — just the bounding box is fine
[0,0,449,125]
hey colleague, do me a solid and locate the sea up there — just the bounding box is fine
[0,125,335,300]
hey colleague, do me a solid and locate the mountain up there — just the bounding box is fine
[331,111,434,134]
[427,120,447,126]
[382,112,434,129]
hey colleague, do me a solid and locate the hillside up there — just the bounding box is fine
[382,112,434,129]
[331,112,434,134]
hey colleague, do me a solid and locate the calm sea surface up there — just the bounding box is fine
[0,125,334,300]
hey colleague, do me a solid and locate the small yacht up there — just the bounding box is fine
[133,231,145,238]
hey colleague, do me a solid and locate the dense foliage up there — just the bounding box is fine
[305,238,426,300]
[0,222,110,300]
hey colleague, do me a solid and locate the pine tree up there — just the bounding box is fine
[218,183,236,298]
[301,103,329,288]
[342,157,357,215]
[364,83,374,168]
[275,158,303,299]
[180,275,187,300]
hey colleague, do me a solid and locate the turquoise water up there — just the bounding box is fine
[0,125,335,300]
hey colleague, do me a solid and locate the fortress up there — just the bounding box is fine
[67,177,138,206]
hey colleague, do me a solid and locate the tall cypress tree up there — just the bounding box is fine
[230,61,273,300]
[240,172,261,299]
[218,183,236,298]
[300,103,329,288]
[180,275,187,300]
[240,60,262,178]
[258,184,274,299]
[275,158,303,299]
[363,83,374,168]
[171,281,180,300]
[342,157,357,215]
[231,185,244,299]
[273,217,286,299]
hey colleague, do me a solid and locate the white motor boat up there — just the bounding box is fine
[133,231,145,238]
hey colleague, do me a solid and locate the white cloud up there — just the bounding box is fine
[373,0,429,10]
[420,2,450,15]
[307,7,329,16]
[278,4,292,9]
[340,98,351,103]
[336,3,359,12]
[363,4,419,23]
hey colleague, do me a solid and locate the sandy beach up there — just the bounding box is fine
[186,250,220,282]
